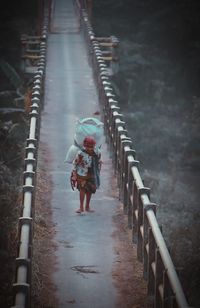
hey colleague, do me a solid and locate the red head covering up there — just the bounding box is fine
[83,136,96,148]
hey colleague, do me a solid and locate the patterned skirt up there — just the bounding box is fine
[76,175,96,194]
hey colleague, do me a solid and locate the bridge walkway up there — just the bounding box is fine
[37,0,147,307]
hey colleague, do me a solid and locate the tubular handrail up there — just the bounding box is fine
[78,4,190,308]
[147,209,188,308]
[127,146,188,307]
[11,2,49,307]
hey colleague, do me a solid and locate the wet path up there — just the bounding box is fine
[38,0,119,306]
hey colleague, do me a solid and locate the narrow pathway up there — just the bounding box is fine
[36,0,148,307]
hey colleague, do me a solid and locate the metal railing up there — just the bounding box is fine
[79,5,190,308]
[11,2,49,308]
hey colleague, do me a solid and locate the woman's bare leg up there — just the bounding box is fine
[79,189,85,212]
[85,192,92,211]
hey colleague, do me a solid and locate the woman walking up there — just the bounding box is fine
[71,136,102,213]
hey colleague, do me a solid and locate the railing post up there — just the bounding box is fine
[148,227,156,296]
[126,158,135,228]
[143,203,157,280]
[107,104,119,152]
[132,180,138,243]
[121,144,135,209]
[163,269,173,308]
[137,187,151,262]
[117,135,130,198]
[155,248,163,308]
[113,116,125,172]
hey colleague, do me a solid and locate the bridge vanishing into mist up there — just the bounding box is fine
[12,1,190,307]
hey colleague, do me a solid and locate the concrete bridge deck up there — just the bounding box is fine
[37,0,147,307]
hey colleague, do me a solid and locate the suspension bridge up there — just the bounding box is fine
[12,1,190,307]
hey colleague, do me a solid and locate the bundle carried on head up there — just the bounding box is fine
[64,117,104,163]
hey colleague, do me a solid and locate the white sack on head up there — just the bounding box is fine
[64,144,79,163]
[74,117,104,147]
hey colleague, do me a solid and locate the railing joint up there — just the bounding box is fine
[29,110,39,118]
[16,257,31,268]
[121,135,131,140]
[32,90,40,98]
[19,217,33,229]
[31,96,40,103]
[115,119,125,127]
[144,202,158,212]
[23,184,34,193]
[12,282,30,302]
[110,104,120,110]
[139,187,151,198]
[126,149,136,160]
[130,159,140,167]
[23,171,35,185]
[12,282,30,294]
[24,158,36,168]
[30,104,39,111]
[26,138,37,147]
[23,171,35,178]
[25,146,36,156]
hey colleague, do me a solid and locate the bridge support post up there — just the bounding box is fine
[143,203,157,280]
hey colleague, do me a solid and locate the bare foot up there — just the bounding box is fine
[85,208,95,212]
[76,209,84,214]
